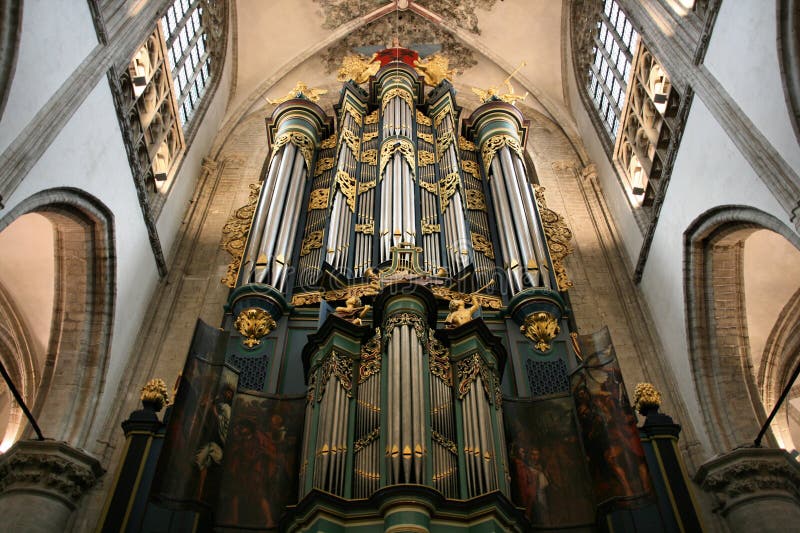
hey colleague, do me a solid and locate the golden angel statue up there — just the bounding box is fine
[413,53,456,86]
[471,62,528,105]
[338,53,381,84]
[267,81,328,104]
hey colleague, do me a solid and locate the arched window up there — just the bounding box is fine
[160,0,212,127]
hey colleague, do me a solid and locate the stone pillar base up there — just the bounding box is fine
[696,447,800,533]
[0,440,103,533]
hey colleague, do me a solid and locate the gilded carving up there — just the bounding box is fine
[431,430,457,455]
[471,72,527,104]
[300,230,324,256]
[417,131,434,144]
[430,286,502,310]
[140,378,169,410]
[359,180,376,194]
[433,108,450,129]
[342,100,364,125]
[272,130,315,171]
[471,232,495,259]
[458,136,477,151]
[465,189,486,210]
[436,130,455,157]
[421,223,440,234]
[365,110,379,124]
[427,330,452,385]
[354,428,380,452]
[445,299,480,328]
[419,180,438,194]
[414,53,456,85]
[381,87,414,111]
[355,223,374,234]
[338,53,380,84]
[320,134,337,149]
[341,128,360,159]
[362,130,378,142]
[457,353,496,402]
[314,156,335,176]
[235,308,277,348]
[361,149,377,166]
[379,139,416,178]
[418,150,436,166]
[335,170,357,212]
[416,110,432,126]
[633,382,662,415]
[335,295,371,325]
[480,134,523,174]
[308,188,329,210]
[359,329,382,383]
[520,311,560,352]
[267,81,327,104]
[384,312,426,340]
[318,350,353,399]
[534,185,574,290]
[439,172,460,212]
[221,183,261,288]
[461,159,481,181]
[291,292,323,307]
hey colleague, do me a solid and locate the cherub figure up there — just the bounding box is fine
[338,53,380,84]
[267,81,328,104]
[444,298,480,328]
[413,53,456,86]
[335,295,371,326]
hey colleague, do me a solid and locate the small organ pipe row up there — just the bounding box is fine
[437,113,471,275]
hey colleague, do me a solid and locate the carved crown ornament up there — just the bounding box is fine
[520,311,560,352]
[234,308,277,348]
[140,378,170,411]
[633,382,662,415]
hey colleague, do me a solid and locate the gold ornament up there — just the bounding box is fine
[300,230,324,256]
[419,180,438,194]
[444,299,480,329]
[335,170,357,212]
[417,131,434,144]
[458,136,477,151]
[436,130,455,157]
[358,180,376,194]
[235,308,277,348]
[314,156,335,176]
[430,286,502,310]
[428,331,452,385]
[338,53,380,84]
[335,295,371,326]
[362,130,378,142]
[421,223,440,234]
[381,87,414,111]
[320,134,337,149]
[461,159,481,181]
[342,101,363,125]
[416,110,432,126]
[341,128,360,159]
[365,110,379,124]
[221,183,261,287]
[359,329,382,383]
[291,292,323,307]
[272,131,315,171]
[317,350,353,398]
[355,223,374,234]
[361,149,377,165]
[534,185,574,291]
[465,189,486,210]
[267,81,328,104]
[520,311,560,351]
[379,138,416,178]
[439,172,460,212]
[140,378,169,410]
[471,232,495,259]
[633,382,662,415]
[308,188,329,210]
[418,150,436,166]
[413,53,456,85]
[480,134,523,175]
[470,65,528,104]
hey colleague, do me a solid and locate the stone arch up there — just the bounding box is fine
[0,0,22,121]
[778,0,800,145]
[684,205,800,454]
[0,188,115,447]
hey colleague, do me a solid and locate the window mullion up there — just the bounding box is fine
[178,51,210,105]
[593,35,628,94]
[164,0,202,48]
[589,63,623,121]
[171,27,203,79]
[599,10,634,63]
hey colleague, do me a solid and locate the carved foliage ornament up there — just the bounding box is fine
[359,329,382,383]
[417,131,434,144]
[381,87,414,112]
[458,136,477,151]
[520,311,560,352]
[439,172,460,212]
[308,188,329,210]
[340,128,361,159]
[272,131,315,171]
[465,189,486,210]
[365,110,379,124]
[419,180,437,194]
[362,130,378,143]
[633,382,662,415]
[0,447,101,504]
[315,156,335,176]
[300,230,324,257]
[457,353,501,407]
[471,232,495,259]
[436,130,455,158]
[335,170,358,212]
[430,286,502,310]
[384,312,426,340]
[534,185,574,290]
[380,139,416,178]
[461,159,481,181]
[428,330,452,385]
[221,183,261,287]
[416,110,432,126]
[318,350,353,399]
[320,134,337,149]
[481,134,523,174]
[140,378,170,410]
[418,150,436,167]
[235,308,277,348]
[361,149,377,165]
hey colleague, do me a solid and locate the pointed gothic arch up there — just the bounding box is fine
[684,205,800,454]
[0,188,115,447]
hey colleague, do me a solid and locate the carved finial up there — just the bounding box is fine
[444,298,480,329]
[140,378,169,411]
[633,382,662,415]
[267,81,328,104]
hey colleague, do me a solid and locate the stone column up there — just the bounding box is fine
[0,440,103,532]
[696,447,800,533]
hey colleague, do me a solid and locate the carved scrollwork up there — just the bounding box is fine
[422,223,440,234]
[419,180,438,194]
[384,312,426,340]
[341,128,360,159]
[359,329,382,383]
[429,286,502,310]
[457,353,498,406]
[520,311,560,352]
[439,172,460,212]
[308,188,329,210]
[365,110,379,124]
[471,232,495,259]
[458,136,477,151]
[465,189,486,210]
[361,149,377,165]
[380,138,416,178]
[461,159,481,181]
[320,134,337,149]
[418,150,436,166]
[314,156,335,176]
[221,183,261,287]
[418,131,434,144]
[354,428,380,452]
[416,110,432,126]
[272,131,315,171]
[362,130,378,142]
[335,170,357,212]
[291,292,323,307]
[318,350,353,399]
[428,331,452,385]
[381,87,414,111]
[235,308,277,348]
[432,430,458,454]
[300,230,324,256]
[355,223,374,235]
[534,185,574,291]
[436,130,455,157]
[342,101,363,125]
[480,134,523,174]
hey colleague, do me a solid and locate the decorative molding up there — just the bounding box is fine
[318,350,354,399]
[534,185,574,291]
[359,329,382,383]
[427,330,452,385]
[220,181,260,288]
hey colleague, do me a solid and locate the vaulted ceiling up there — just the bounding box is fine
[228,0,574,134]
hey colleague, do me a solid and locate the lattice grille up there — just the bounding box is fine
[525,358,569,397]
[229,353,269,391]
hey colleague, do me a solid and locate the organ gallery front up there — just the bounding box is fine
[100,45,703,532]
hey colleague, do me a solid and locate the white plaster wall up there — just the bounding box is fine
[157,36,234,260]
[2,80,160,445]
[639,98,793,453]
[564,44,643,268]
[0,0,98,154]
[704,0,800,171]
